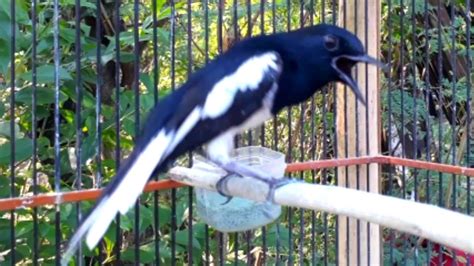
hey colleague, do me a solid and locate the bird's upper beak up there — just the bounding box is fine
[331,54,385,106]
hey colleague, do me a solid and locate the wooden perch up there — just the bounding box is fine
[169,165,474,254]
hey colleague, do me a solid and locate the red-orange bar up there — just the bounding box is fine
[0,179,185,212]
[1,156,473,212]
[286,155,474,177]
[381,156,474,177]
[285,156,382,172]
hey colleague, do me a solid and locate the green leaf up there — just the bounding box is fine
[59,22,76,44]
[80,134,97,164]
[122,243,164,264]
[120,212,133,231]
[140,94,156,113]
[159,205,171,227]
[119,204,155,234]
[15,87,68,106]
[154,0,167,13]
[0,121,22,139]
[36,38,54,55]
[139,205,153,233]
[39,245,56,262]
[61,0,97,9]
[0,8,11,40]
[265,224,290,248]
[0,176,9,198]
[16,221,33,238]
[15,244,32,261]
[0,138,32,165]
[140,73,155,94]
[191,223,207,241]
[119,52,136,63]
[61,82,96,109]
[103,221,118,245]
[0,38,10,75]
[0,0,30,25]
[175,230,201,249]
[60,149,73,175]
[19,65,73,83]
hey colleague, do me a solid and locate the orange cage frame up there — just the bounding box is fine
[1,155,473,212]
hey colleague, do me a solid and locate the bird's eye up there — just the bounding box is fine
[323,34,339,51]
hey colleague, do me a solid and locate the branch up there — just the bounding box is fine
[169,165,474,254]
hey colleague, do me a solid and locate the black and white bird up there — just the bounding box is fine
[62,24,382,263]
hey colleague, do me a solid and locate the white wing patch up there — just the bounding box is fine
[202,52,281,119]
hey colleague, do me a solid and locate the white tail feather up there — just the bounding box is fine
[85,198,120,248]
[61,196,112,266]
[115,130,171,214]
[62,131,171,265]
[63,107,203,265]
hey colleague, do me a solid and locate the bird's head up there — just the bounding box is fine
[299,24,384,105]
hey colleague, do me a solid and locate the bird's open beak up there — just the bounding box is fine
[331,54,385,106]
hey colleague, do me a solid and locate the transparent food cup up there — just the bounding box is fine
[194,146,286,232]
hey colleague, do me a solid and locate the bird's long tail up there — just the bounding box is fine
[61,130,173,265]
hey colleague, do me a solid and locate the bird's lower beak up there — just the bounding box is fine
[331,54,385,106]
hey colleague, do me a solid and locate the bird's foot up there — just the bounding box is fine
[262,177,298,203]
[215,173,239,205]
[211,159,298,203]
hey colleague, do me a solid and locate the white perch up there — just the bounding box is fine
[169,165,474,254]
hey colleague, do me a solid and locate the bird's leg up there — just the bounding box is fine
[210,159,296,203]
[215,173,238,204]
[190,150,237,204]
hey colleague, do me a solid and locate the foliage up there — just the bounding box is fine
[0,0,472,264]
[381,0,474,263]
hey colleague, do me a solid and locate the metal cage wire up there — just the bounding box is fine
[0,0,473,265]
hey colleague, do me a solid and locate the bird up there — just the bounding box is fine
[61,23,382,264]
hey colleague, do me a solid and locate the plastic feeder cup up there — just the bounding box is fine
[194,146,286,232]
